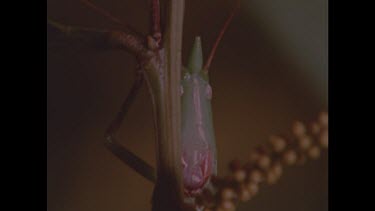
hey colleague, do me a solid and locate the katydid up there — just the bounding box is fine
[180,37,217,196]
[101,1,238,195]
[180,1,239,195]
[48,0,239,199]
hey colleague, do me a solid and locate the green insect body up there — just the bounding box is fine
[181,37,217,196]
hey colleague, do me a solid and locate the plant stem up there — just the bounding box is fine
[151,0,186,210]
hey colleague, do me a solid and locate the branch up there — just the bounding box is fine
[150,0,186,210]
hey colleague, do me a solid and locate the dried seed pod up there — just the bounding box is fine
[319,112,328,128]
[239,188,251,202]
[265,162,282,184]
[245,181,259,195]
[307,145,321,159]
[319,130,328,148]
[310,122,321,135]
[248,169,263,183]
[266,170,279,185]
[257,154,271,170]
[221,188,236,200]
[233,169,246,182]
[282,149,297,165]
[298,135,312,150]
[219,199,235,211]
[270,162,283,177]
[269,135,287,153]
[292,121,306,137]
[190,112,328,211]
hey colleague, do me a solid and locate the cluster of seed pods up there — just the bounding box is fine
[194,112,328,211]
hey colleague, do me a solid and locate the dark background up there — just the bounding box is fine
[47,0,328,210]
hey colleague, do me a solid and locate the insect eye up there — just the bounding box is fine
[180,85,184,96]
[200,153,210,176]
[183,73,191,80]
[181,156,188,169]
[205,84,212,100]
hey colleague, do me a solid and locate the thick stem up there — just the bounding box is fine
[150,0,186,210]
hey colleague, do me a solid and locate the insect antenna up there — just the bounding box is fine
[203,0,240,72]
[79,0,140,33]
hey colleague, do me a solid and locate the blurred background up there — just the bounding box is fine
[47,0,328,211]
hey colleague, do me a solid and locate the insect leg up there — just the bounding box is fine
[105,68,156,183]
[151,0,162,46]
[79,0,141,34]
[203,0,240,71]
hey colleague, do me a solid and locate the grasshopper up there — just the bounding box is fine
[48,0,239,202]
